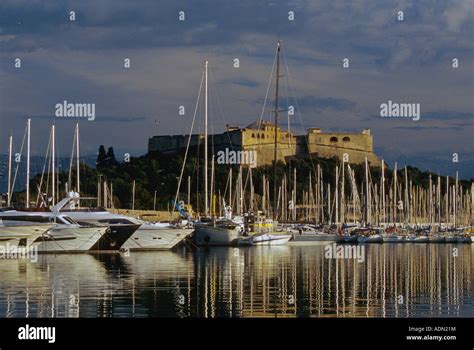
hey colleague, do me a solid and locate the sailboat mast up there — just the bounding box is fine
[381,159,385,224]
[7,133,12,206]
[335,165,339,224]
[52,125,56,206]
[76,123,80,195]
[446,175,449,224]
[405,166,409,224]
[393,162,398,224]
[210,154,215,216]
[26,118,31,208]
[365,157,370,225]
[454,171,458,227]
[341,159,345,224]
[273,41,281,219]
[204,60,209,217]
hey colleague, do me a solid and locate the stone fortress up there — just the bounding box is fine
[148,120,381,167]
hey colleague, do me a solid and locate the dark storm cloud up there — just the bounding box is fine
[295,96,357,111]
[252,95,357,111]
[422,111,474,121]
[226,78,260,88]
[0,0,302,52]
[0,0,473,177]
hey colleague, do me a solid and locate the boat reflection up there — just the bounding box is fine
[0,245,471,317]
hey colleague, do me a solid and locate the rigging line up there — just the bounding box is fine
[222,169,230,205]
[44,139,52,207]
[68,126,77,189]
[256,48,277,148]
[281,48,319,177]
[172,68,205,214]
[11,122,28,197]
[283,62,292,148]
[36,129,52,205]
[208,69,235,150]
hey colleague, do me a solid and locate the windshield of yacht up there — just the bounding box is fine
[58,216,79,225]
[97,218,135,225]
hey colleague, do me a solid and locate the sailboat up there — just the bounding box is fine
[192,60,246,246]
[194,43,291,246]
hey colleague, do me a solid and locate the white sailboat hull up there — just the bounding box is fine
[382,235,405,243]
[367,234,383,243]
[413,236,429,243]
[249,234,292,245]
[122,227,193,250]
[194,224,242,246]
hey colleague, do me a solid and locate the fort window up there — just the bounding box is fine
[330,137,338,142]
[252,133,255,138]
[257,134,260,139]
[261,134,265,139]
[343,136,350,142]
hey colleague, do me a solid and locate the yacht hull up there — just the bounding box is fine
[34,226,109,253]
[122,227,193,250]
[89,224,140,251]
[0,225,52,252]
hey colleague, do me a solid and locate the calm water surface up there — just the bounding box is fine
[0,243,472,317]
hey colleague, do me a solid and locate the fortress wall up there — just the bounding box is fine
[308,131,373,153]
[310,145,381,165]
[241,128,297,166]
[148,135,202,153]
[212,130,243,151]
[304,129,380,165]
[148,125,381,166]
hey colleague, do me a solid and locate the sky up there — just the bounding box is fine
[0,0,473,178]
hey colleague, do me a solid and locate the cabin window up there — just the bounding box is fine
[343,136,350,142]
[330,137,338,142]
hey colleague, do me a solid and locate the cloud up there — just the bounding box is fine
[295,96,357,111]
[443,0,474,31]
[226,78,259,88]
[0,0,472,177]
[422,111,474,121]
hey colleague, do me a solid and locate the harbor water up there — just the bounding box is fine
[0,243,472,318]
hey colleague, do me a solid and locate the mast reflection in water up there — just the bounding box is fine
[0,244,472,317]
